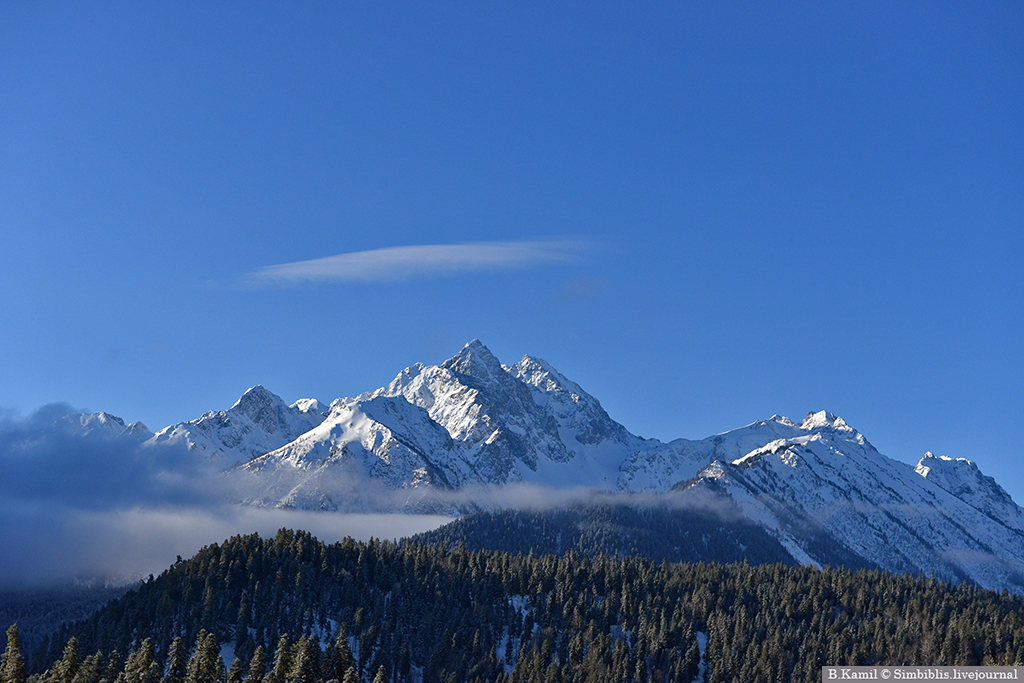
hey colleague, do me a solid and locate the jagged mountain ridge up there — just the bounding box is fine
[55,411,152,440]
[672,413,1024,590]
[146,384,329,464]
[33,340,1024,592]
[225,340,651,512]
[915,452,1024,534]
[372,340,649,488]
[237,394,465,512]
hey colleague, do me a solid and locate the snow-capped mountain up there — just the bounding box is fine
[147,385,328,464]
[667,411,1024,591]
[204,342,1024,594]
[236,394,466,512]
[26,340,1023,592]
[54,411,152,440]
[225,340,650,511]
[616,413,822,492]
[371,340,649,488]
[915,452,1024,534]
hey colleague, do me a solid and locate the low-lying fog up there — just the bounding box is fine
[0,404,452,587]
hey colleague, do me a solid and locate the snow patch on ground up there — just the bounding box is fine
[693,631,707,683]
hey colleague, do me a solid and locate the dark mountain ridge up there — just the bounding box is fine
[406,496,802,568]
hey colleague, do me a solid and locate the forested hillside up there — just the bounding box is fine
[0,587,127,654]
[405,502,880,571]
[7,529,1022,683]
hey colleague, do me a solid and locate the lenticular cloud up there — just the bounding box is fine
[243,240,589,285]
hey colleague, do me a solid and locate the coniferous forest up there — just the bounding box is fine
[406,504,879,572]
[4,528,1024,683]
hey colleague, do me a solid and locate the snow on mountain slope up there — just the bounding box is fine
[672,415,1024,592]
[147,385,328,463]
[372,340,651,489]
[229,340,654,509]
[916,452,1024,534]
[234,394,471,512]
[617,414,820,491]
[54,411,152,441]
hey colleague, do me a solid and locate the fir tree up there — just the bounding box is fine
[286,638,319,683]
[161,639,186,683]
[51,638,80,683]
[263,636,290,683]
[122,640,159,683]
[242,647,265,683]
[183,632,223,683]
[2,625,27,683]
[99,650,119,683]
[71,652,104,683]
[329,627,353,683]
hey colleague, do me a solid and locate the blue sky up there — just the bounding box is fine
[2,3,1022,502]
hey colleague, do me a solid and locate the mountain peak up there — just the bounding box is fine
[150,383,328,462]
[442,339,505,382]
[915,452,984,487]
[914,452,1024,533]
[53,411,133,439]
[800,410,852,432]
[291,398,327,417]
[125,421,152,438]
[238,384,274,399]
[232,385,284,416]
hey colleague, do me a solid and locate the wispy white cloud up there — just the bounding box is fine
[242,240,589,286]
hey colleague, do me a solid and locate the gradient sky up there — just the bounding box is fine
[2,3,1022,503]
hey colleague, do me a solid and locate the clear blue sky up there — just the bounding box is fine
[2,3,1022,501]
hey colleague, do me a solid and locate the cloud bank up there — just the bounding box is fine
[0,405,452,587]
[243,240,588,286]
[0,402,742,588]
[0,502,452,588]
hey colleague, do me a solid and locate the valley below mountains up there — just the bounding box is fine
[12,340,1024,594]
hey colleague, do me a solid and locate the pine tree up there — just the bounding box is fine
[287,638,320,683]
[225,660,241,683]
[72,652,104,683]
[330,627,353,683]
[263,636,291,683]
[123,640,160,683]
[242,647,265,683]
[235,595,251,657]
[397,642,411,683]
[371,666,387,683]
[51,638,81,683]
[100,650,119,683]
[183,632,224,683]
[1,625,27,683]
[162,639,186,683]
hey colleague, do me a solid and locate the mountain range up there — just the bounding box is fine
[19,340,1024,593]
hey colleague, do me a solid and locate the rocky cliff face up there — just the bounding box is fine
[371,340,649,489]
